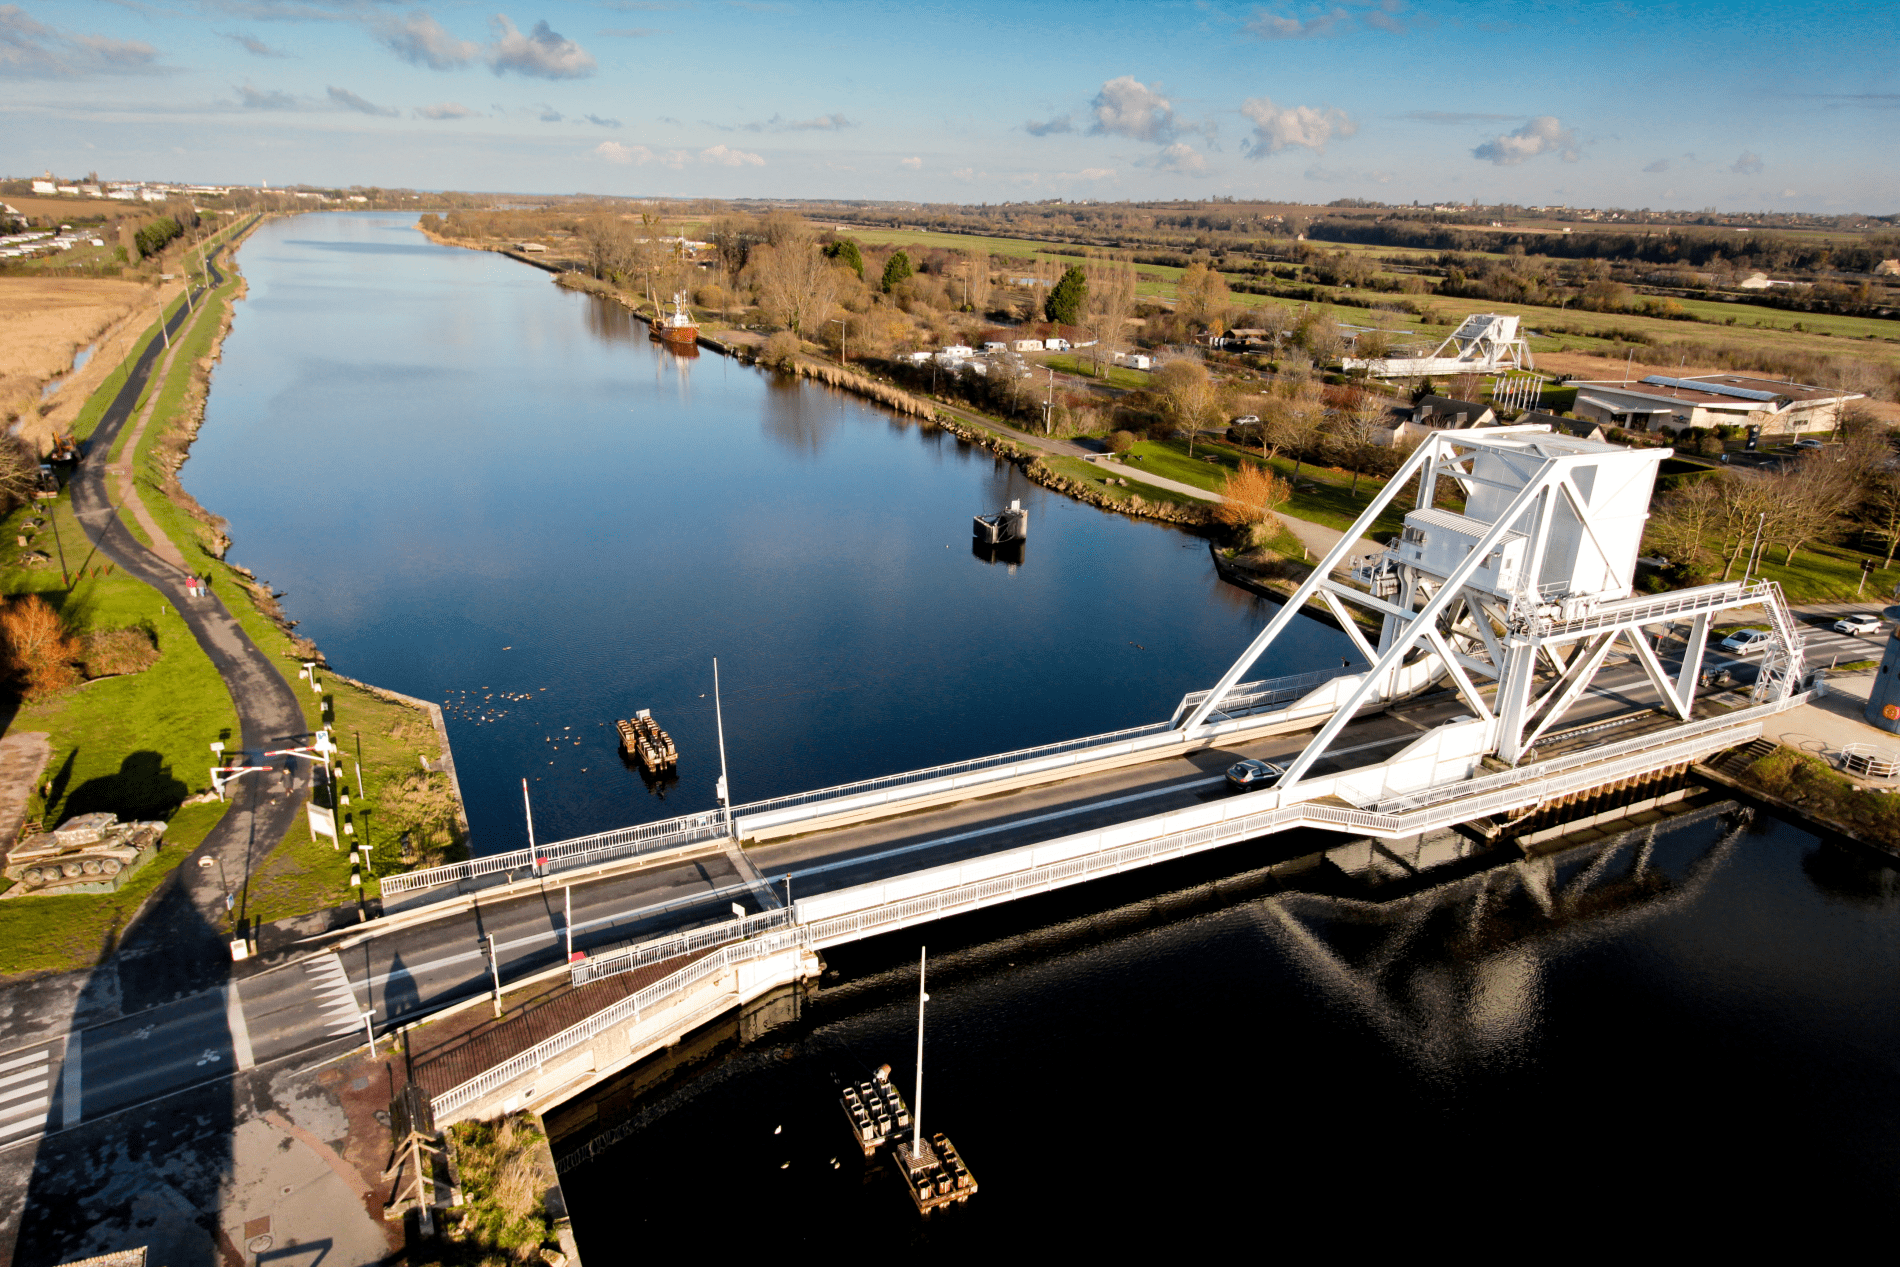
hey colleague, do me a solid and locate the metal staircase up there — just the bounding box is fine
[1751,580,1807,705]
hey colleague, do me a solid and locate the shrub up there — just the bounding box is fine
[0,595,81,699]
[1215,462,1292,527]
[80,626,159,679]
[761,330,801,369]
[1107,430,1136,454]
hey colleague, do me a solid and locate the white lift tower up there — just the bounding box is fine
[1343,313,1534,380]
[1182,426,1805,797]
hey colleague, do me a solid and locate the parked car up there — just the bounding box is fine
[1792,438,1825,450]
[1233,414,1261,427]
[1718,628,1774,654]
[1226,758,1285,792]
[1834,613,1883,635]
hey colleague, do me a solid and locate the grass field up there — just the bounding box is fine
[1039,455,1204,507]
[1044,353,1151,389]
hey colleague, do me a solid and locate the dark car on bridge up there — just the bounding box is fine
[1226,758,1286,792]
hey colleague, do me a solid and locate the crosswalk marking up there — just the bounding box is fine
[0,1047,54,1142]
[303,954,369,1036]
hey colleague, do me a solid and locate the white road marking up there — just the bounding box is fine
[303,954,369,1036]
[225,983,255,1071]
[0,1046,55,1143]
[60,1032,79,1129]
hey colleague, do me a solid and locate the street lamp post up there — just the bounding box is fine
[713,658,734,840]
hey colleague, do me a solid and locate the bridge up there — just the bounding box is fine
[83,425,1806,1144]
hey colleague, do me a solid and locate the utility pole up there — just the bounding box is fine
[565,886,575,959]
[1043,367,1055,435]
[485,933,502,1018]
[521,777,536,858]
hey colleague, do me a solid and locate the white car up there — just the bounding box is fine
[1717,629,1773,655]
[1833,613,1882,635]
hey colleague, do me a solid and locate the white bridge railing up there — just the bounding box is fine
[427,712,1767,1121]
[386,667,1350,902]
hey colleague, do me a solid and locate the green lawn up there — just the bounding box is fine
[1044,354,1150,389]
[0,801,225,977]
[1126,437,1411,540]
[1040,455,1205,507]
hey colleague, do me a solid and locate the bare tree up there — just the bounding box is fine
[745,241,840,335]
[1153,359,1220,457]
[1864,469,1900,566]
[1337,389,1388,495]
[956,248,991,315]
[1177,261,1230,335]
[1084,256,1137,378]
[1645,477,1722,568]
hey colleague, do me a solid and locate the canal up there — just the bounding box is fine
[194,214,1900,1246]
[191,212,1346,851]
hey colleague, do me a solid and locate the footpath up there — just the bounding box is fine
[0,237,384,1267]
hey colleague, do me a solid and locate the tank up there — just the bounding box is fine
[5,812,166,894]
[1863,610,1900,736]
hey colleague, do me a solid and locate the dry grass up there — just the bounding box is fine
[443,1114,554,1264]
[79,626,159,678]
[0,277,149,430]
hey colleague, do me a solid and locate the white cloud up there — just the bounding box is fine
[596,140,650,163]
[1241,96,1356,156]
[235,82,300,109]
[0,5,161,78]
[414,100,477,119]
[488,16,595,79]
[583,112,620,127]
[373,11,479,70]
[738,111,854,132]
[1024,113,1073,136]
[952,167,981,182]
[225,32,290,58]
[899,156,921,169]
[1731,151,1764,174]
[1472,115,1578,165]
[328,85,397,116]
[699,143,763,166]
[1149,142,1208,174]
[1246,7,1351,39]
[1247,1,1412,40]
[1089,75,1180,143]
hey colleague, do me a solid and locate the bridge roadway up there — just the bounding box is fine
[13,621,1856,1145]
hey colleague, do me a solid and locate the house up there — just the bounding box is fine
[30,180,55,195]
[1012,339,1044,353]
[1521,411,1605,442]
[1566,373,1864,436]
[1374,395,1495,448]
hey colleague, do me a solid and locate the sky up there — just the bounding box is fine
[4,0,1897,212]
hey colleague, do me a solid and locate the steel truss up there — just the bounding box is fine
[1182,428,1805,788]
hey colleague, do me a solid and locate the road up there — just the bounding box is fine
[66,224,315,1007]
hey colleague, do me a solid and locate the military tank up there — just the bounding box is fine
[6,812,166,895]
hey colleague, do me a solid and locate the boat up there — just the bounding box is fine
[652,293,699,347]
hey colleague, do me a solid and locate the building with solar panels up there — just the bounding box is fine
[1565,373,1864,437]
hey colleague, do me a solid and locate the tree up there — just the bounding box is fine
[1645,477,1722,569]
[1084,256,1137,377]
[0,437,38,511]
[1177,261,1230,334]
[1864,469,1900,566]
[955,249,991,314]
[0,595,80,699]
[1045,265,1087,326]
[824,238,864,279]
[1215,462,1291,529]
[1153,359,1220,457]
[881,250,913,293]
[745,240,840,335]
[1337,390,1389,495]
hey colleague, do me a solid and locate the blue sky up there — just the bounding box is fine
[4,0,1896,210]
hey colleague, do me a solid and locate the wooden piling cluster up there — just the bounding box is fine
[616,711,677,772]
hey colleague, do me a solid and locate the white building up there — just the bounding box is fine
[30,180,55,195]
[1567,373,1865,436]
[1012,339,1043,353]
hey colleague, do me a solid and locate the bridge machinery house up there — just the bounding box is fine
[1567,374,1864,437]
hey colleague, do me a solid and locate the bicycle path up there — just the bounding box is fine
[67,244,314,1006]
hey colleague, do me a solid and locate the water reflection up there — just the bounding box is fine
[582,295,642,345]
[761,376,843,457]
[1262,804,1749,1070]
[970,539,1025,569]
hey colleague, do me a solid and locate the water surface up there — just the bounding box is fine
[192,213,1347,849]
